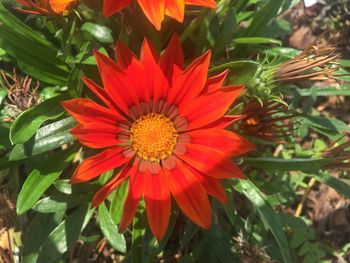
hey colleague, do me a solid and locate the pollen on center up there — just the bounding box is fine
[130,113,178,161]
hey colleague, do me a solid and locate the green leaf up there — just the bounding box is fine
[110,180,128,224]
[215,9,236,53]
[54,180,73,195]
[33,192,88,213]
[233,37,282,46]
[242,0,285,37]
[339,59,350,67]
[10,94,68,144]
[236,180,292,263]
[81,22,114,44]
[98,202,126,253]
[244,157,333,172]
[302,116,350,133]
[147,214,177,259]
[297,85,350,96]
[131,210,146,263]
[209,60,258,86]
[301,116,350,139]
[9,117,76,161]
[16,148,76,215]
[37,205,93,263]
[22,211,65,263]
[209,60,258,73]
[314,172,350,199]
[267,47,300,59]
[0,4,68,85]
[33,196,68,213]
[194,223,238,263]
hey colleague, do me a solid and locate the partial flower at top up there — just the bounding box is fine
[103,0,216,30]
[15,0,77,15]
[62,34,255,240]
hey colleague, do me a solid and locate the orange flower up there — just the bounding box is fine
[103,0,216,30]
[15,0,76,15]
[62,35,254,240]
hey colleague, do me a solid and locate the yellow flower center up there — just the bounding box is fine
[130,113,178,161]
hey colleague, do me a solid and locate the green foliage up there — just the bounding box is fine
[9,117,76,160]
[16,148,76,214]
[10,94,68,144]
[98,202,126,253]
[236,180,292,263]
[36,205,93,263]
[0,4,69,84]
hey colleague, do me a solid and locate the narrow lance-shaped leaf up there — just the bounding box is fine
[242,0,286,37]
[0,4,68,84]
[81,22,114,44]
[9,117,76,161]
[10,94,68,144]
[98,202,127,253]
[235,180,292,263]
[16,147,76,215]
[233,37,282,46]
[243,157,334,172]
[37,205,94,263]
[110,180,128,225]
[22,210,66,263]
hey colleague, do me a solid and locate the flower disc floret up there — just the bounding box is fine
[130,113,178,162]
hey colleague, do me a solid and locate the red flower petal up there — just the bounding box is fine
[137,0,165,31]
[70,147,130,184]
[61,98,125,125]
[187,128,255,156]
[102,0,131,17]
[189,166,227,204]
[70,123,125,149]
[179,144,246,179]
[167,51,211,111]
[164,158,211,229]
[180,85,244,131]
[202,115,246,129]
[116,41,137,68]
[165,0,184,22]
[144,171,171,240]
[116,41,150,103]
[140,39,169,103]
[202,69,229,94]
[82,76,118,110]
[185,0,216,8]
[119,170,145,232]
[94,50,140,115]
[91,163,134,207]
[159,34,184,85]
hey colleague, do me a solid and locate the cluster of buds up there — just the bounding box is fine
[240,99,297,143]
[0,69,40,122]
[14,0,77,16]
